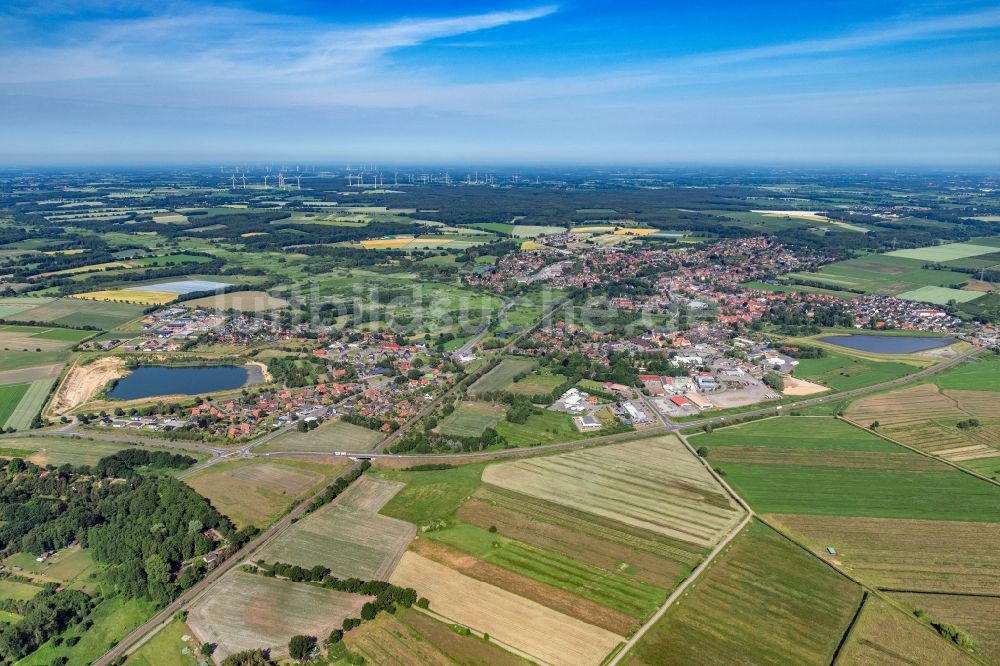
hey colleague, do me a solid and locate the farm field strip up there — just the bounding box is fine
[459,493,692,588]
[888,241,1000,262]
[4,377,57,429]
[468,358,537,395]
[389,552,623,666]
[766,514,1000,594]
[422,523,666,621]
[187,571,369,661]
[472,486,706,566]
[256,476,414,579]
[345,607,527,666]
[835,595,978,666]
[260,419,383,453]
[410,537,639,635]
[707,447,944,471]
[623,521,861,666]
[695,416,1000,522]
[892,592,1000,664]
[256,503,415,580]
[846,384,1000,463]
[482,436,743,548]
[184,459,332,528]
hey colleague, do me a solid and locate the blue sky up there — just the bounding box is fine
[1,1,999,166]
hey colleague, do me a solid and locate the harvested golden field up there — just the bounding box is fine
[846,384,1000,464]
[185,459,333,528]
[893,592,1000,664]
[188,571,368,661]
[613,227,656,235]
[837,595,978,666]
[337,476,406,512]
[72,289,177,305]
[846,384,964,427]
[345,608,527,666]
[361,237,413,248]
[389,552,623,666]
[257,478,415,580]
[768,514,1000,594]
[481,436,742,548]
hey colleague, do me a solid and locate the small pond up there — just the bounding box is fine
[817,334,955,354]
[109,365,253,400]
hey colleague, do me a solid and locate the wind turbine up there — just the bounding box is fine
[296,174,301,189]
[230,174,236,188]
[264,174,269,188]
[241,173,246,189]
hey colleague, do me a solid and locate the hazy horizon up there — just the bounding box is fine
[3,1,999,166]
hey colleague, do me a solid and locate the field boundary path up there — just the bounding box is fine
[605,430,754,666]
[839,415,1000,488]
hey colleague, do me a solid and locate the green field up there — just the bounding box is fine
[0,579,42,602]
[785,253,972,295]
[3,546,97,588]
[259,419,383,453]
[0,297,144,330]
[0,437,191,468]
[426,522,666,619]
[0,382,30,424]
[124,619,199,666]
[437,401,505,437]
[793,350,915,391]
[932,354,1000,391]
[695,416,899,452]
[377,463,488,525]
[467,222,515,235]
[18,596,158,666]
[626,521,860,666]
[4,378,57,430]
[495,409,581,446]
[888,240,1000,262]
[0,351,69,372]
[506,373,567,396]
[468,358,537,395]
[694,417,1000,522]
[897,285,984,305]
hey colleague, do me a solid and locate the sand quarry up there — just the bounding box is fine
[49,356,126,415]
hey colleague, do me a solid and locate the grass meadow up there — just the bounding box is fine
[626,521,860,666]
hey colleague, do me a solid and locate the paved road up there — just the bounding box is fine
[82,341,984,664]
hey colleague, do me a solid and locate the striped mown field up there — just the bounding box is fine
[482,435,743,548]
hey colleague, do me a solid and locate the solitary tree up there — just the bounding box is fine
[288,635,315,661]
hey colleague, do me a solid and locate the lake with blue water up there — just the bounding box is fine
[817,334,955,354]
[109,365,252,400]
